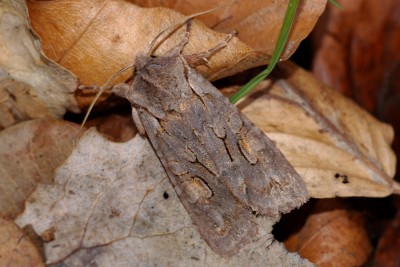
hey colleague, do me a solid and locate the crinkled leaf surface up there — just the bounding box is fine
[16,129,313,266]
[239,61,398,198]
[0,0,79,122]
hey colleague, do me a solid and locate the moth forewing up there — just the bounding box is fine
[112,31,308,256]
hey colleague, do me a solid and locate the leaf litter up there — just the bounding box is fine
[16,129,313,266]
[0,0,397,265]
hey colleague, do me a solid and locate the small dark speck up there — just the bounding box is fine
[69,190,75,195]
[191,256,200,261]
[334,173,340,178]
[342,180,349,184]
[112,34,122,43]
[163,191,169,199]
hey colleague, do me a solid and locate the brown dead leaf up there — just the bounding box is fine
[26,0,326,89]
[312,0,400,113]
[130,0,327,58]
[374,211,400,267]
[0,79,50,130]
[0,0,79,121]
[16,129,313,266]
[0,119,80,219]
[0,218,45,267]
[311,0,400,184]
[238,61,398,198]
[26,0,265,86]
[287,199,372,267]
[86,113,137,142]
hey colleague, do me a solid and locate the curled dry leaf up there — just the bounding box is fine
[238,61,398,198]
[0,218,45,267]
[16,129,313,266]
[0,0,79,121]
[311,0,400,180]
[26,0,326,89]
[286,200,372,267]
[130,0,327,58]
[0,119,80,219]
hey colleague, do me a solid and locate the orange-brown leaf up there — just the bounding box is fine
[291,200,372,267]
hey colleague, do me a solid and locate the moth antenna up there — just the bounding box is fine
[80,1,235,133]
[79,63,135,131]
[147,1,235,56]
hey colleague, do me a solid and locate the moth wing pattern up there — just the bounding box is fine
[186,66,308,216]
[113,39,308,256]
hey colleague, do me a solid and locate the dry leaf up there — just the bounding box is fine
[0,79,50,130]
[26,0,326,88]
[0,119,80,219]
[0,0,79,122]
[0,218,45,267]
[287,200,372,267]
[16,129,313,266]
[130,0,327,58]
[87,113,137,142]
[312,0,400,112]
[238,61,398,198]
[374,211,400,267]
[26,0,264,86]
[311,0,400,182]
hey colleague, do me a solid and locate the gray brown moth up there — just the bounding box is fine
[111,25,308,256]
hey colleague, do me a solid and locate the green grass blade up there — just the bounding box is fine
[328,0,344,10]
[229,0,299,104]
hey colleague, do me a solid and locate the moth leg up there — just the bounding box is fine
[184,31,236,67]
[112,83,131,99]
[165,20,192,56]
[111,83,146,135]
[131,107,146,135]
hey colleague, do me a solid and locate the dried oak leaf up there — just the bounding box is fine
[238,61,398,198]
[26,0,326,87]
[16,129,313,266]
[0,218,45,267]
[286,199,372,267]
[0,0,79,124]
[0,119,80,219]
[129,0,327,58]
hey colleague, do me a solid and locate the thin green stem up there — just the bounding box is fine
[229,0,299,103]
[328,0,343,10]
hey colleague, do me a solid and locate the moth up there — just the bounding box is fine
[103,24,309,256]
[108,24,308,256]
